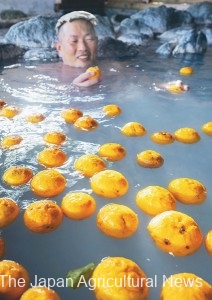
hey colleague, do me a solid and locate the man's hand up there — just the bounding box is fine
[72,71,100,87]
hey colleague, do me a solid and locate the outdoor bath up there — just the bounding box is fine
[0,2,212,299]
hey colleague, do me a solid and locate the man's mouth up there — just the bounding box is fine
[78,55,89,61]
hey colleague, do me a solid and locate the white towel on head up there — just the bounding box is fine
[55,10,97,33]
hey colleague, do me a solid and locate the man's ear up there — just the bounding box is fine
[55,40,62,56]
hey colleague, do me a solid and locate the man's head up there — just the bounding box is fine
[55,11,98,68]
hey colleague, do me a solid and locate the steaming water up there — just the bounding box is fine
[0,45,212,300]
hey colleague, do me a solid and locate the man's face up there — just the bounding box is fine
[56,19,98,68]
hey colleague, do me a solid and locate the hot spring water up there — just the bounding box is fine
[0,45,212,299]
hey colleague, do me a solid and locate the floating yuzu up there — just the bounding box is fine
[20,286,61,300]
[0,198,19,228]
[137,150,164,168]
[91,256,149,300]
[23,200,63,233]
[30,169,66,198]
[74,154,106,177]
[147,210,203,256]
[61,192,96,220]
[3,166,33,186]
[102,104,122,117]
[168,177,207,204]
[74,116,98,131]
[0,260,30,300]
[37,147,67,168]
[90,169,129,198]
[121,122,146,137]
[98,142,126,161]
[136,186,176,216]
[97,203,139,238]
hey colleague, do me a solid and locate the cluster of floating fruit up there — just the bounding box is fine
[0,65,212,300]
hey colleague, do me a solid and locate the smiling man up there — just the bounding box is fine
[55,11,100,87]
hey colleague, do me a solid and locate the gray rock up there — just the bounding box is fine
[0,9,28,20]
[187,1,212,25]
[97,37,140,58]
[117,17,153,45]
[202,27,212,44]
[0,43,25,61]
[158,25,195,42]
[131,5,194,34]
[95,15,115,40]
[156,29,207,55]
[3,15,58,49]
[23,48,58,61]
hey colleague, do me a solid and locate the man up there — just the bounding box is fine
[55,11,101,87]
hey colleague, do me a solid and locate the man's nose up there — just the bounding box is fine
[77,39,87,51]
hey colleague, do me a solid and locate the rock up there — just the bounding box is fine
[131,5,194,34]
[23,48,58,61]
[187,1,212,25]
[95,15,115,40]
[0,43,25,61]
[2,15,58,49]
[156,28,207,55]
[158,25,195,42]
[202,27,212,44]
[0,9,28,20]
[117,17,153,45]
[97,37,140,58]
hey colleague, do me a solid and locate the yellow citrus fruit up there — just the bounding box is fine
[0,237,5,259]
[205,229,212,255]
[121,122,147,137]
[74,116,98,131]
[3,166,33,186]
[151,131,175,144]
[23,199,63,233]
[0,198,20,228]
[43,131,67,145]
[20,286,61,300]
[161,273,212,299]
[1,135,23,149]
[0,260,30,300]
[0,105,20,118]
[30,169,66,198]
[98,142,126,161]
[147,210,203,256]
[168,177,207,204]
[136,186,176,216]
[137,150,164,168]
[61,108,83,124]
[166,85,184,93]
[102,104,122,117]
[37,148,67,168]
[97,203,139,238]
[61,192,96,220]
[202,121,212,136]
[90,169,129,198]
[74,154,106,177]
[86,66,101,80]
[174,127,200,143]
[26,113,45,123]
[91,256,149,300]
[179,66,194,75]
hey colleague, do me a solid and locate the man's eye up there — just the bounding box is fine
[86,36,95,41]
